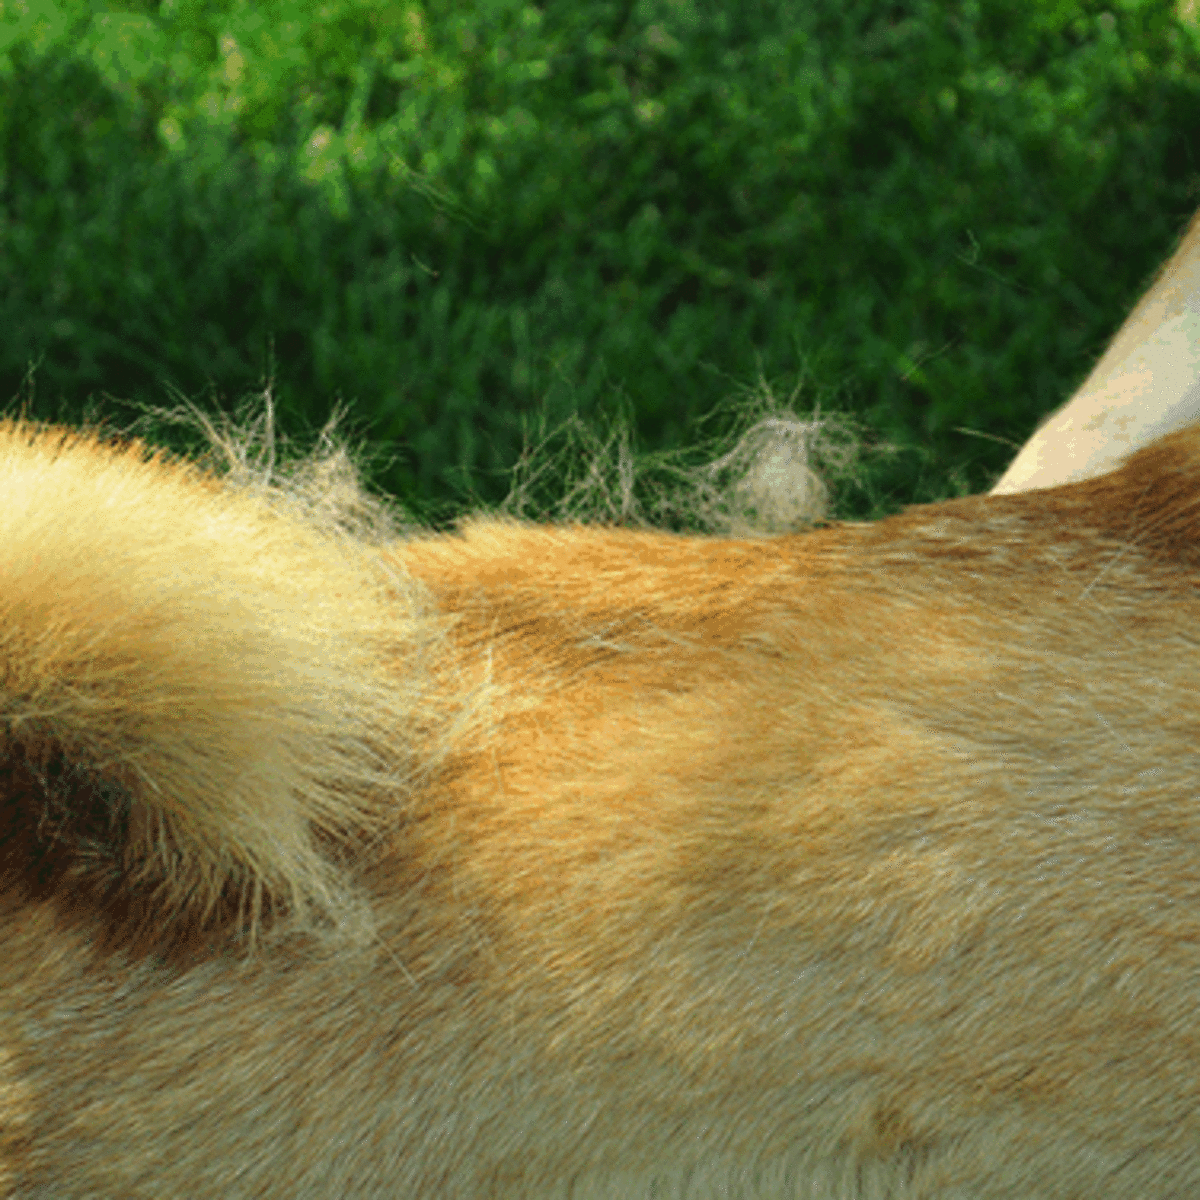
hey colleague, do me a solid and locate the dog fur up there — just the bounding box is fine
[4,223,1200,1196]
[993,206,1200,493]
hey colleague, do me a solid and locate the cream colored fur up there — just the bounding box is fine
[993,207,1200,493]
[3,217,1200,1196]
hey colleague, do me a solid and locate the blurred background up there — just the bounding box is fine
[3,0,1199,524]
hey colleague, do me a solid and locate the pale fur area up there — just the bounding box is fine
[0,412,459,943]
[3,383,1200,1197]
[993,206,1200,494]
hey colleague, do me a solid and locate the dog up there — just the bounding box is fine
[3,209,1200,1198]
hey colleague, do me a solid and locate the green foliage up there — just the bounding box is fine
[1,0,1199,519]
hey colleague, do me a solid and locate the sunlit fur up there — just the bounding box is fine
[4,326,1200,1191]
[993,206,1200,493]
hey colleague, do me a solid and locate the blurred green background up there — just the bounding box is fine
[3,0,1199,523]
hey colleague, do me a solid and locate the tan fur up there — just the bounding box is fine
[5,261,1200,1196]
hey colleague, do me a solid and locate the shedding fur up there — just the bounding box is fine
[4,280,1200,1193]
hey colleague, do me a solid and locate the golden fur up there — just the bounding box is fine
[4,218,1200,1196]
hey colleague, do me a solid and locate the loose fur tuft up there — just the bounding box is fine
[0,388,849,955]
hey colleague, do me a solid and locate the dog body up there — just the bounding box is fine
[4,410,1200,1197]
[7,212,1200,1196]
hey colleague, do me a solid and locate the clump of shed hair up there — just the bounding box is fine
[0,380,871,954]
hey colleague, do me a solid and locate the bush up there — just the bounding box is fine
[2,0,1198,518]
